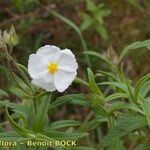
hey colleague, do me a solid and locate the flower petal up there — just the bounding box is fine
[28,54,48,79]
[54,70,77,92]
[57,49,78,72]
[36,45,61,63]
[32,78,56,92]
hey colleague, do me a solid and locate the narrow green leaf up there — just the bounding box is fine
[105,93,131,102]
[44,130,88,140]
[33,94,51,132]
[135,73,150,99]
[80,14,93,31]
[141,101,150,127]
[98,81,129,93]
[6,108,34,137]
[9,86,33,99]
[74,77,89,87]
[97,70,118,81]
[49,120,81,130]
[108,101,143,114]
[95,25,108,40]
[87,68,103,95]
[140,80,150,98]
[84,51,112,66]
[50,94,90,108]
[119,39,150,62]
[86,0,97,12]
[0,132,25,141]
[83,116,107,130]
[107,138,125,150]
[102,115,147,146]
[0,100,29,116]
[0,89,9,98]
[92,102,108,117]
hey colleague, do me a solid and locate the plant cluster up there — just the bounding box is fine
[0,24,150,150]
[0,0,150,150]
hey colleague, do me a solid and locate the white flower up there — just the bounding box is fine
[28,45,78,92]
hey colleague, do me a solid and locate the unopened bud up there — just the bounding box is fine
[104,46,119,65]
[3,25,19,46]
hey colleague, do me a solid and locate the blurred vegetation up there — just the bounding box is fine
[0,0,150,77]
[0,0,150,149]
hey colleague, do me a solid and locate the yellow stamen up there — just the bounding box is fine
[48,63,58,74]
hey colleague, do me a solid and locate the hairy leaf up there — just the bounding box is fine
[50,94,90,108]
[44,130,88,140]
[105,93,131,102]
[49,120,81,130]
[102,115,147,146]
[135,73,150,99]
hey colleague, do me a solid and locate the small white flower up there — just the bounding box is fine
[28,45,78,92]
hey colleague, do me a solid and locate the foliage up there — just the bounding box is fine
[80,0,110,40]
[0,1,150,149]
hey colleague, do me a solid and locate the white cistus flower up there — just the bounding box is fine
[28,45,78,92]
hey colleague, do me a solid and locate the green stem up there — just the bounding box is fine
[5,49,33,96]
[5,49,34,95]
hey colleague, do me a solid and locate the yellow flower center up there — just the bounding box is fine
[48,63,58,74]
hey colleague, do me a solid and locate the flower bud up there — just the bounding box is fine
[3,25,19,46]
[103,46,119,65]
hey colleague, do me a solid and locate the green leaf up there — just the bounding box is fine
[17,63,28,74]
[119,39,150,62]
[91,102,108,117]
[69,99,90,107]
[98,81,129,93]
[33,94,51,132]
[80,14,93,31]
[0,89,9,98]
[6,108,55,143]
[74,77,89,87]
[0,132,26,141]
[97,70,118,81]
[140,80,150,98]
[84,51,112,66]
[83,116,107,130]
[0,100,29,117]
[87,68,102,95]
[135,73,150,99]
[50,94,90,108]
[95,25,108,40]
[44,130,88,140]
[107,138,125,150]
[86,0,97,12]
[9,86,33,99]
[105,93,131,102]
[6,108,34,138]
[49,120,81,130]
[108,101,143,114]
[88,94,105,104]
[102,115,147,146]
[141,101,150,127]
